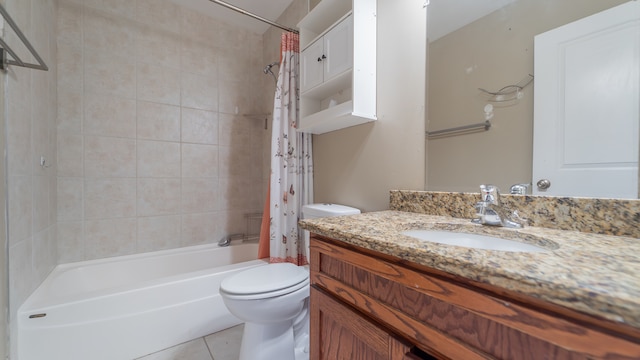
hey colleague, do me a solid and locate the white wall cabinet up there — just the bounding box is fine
[301,15,353,92]
[298,0,377,134]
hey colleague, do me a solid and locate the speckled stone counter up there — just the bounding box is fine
[299,210,640,329]
[390,190,640,237]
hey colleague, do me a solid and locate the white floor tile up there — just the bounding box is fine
[204,324,244,360]
[136,338,213,360]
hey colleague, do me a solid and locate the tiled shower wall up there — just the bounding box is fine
[56,0,268,262]
[4,0,59,347]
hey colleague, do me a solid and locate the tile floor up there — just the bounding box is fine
[135,324,244,360]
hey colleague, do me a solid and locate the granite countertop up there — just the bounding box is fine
[300,210,640,329]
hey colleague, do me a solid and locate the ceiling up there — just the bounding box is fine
[168,0,518,38]
[169,0,296,34]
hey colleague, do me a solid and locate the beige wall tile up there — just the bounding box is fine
[7,0,60,328]
[57,221,84,263]
[84,6,137,53]
[182,178,219,213]
[136,101,181,141]
[181,212,221,247]
[180,8,220,46]
[57,177,83,221]
[8,176,33,246]
[219,145,251,178]
[84,93,136,138]
[84,136,136,178]
[181,108,218,145]
[58,0,84,46]
[7,69,32,177]
[216,210,246,238]
[218,78,256,115]
[137,140,181,178]
[84,218,137,259]
[182,144,219,178]
[181,72,218,111]
[218,176,257,211]
[135,0,181,33]
[84,0,137,18]
[9,239,33,318]
[57,43,83,92]
[85,178,136,219]
[180,40,218,77]
[137,25,181,69]
[33,175,51,233]
[32,228,56,286]
[57,89,83,133]
[51,0,274,264]
[137,63,181,106]
[84,51,136,98]
[137,215,181,252]
[137,178,181,216]
[218,114,251,147]
[32,72,52,175]
[218,49,253,83]
[57,132,83,177]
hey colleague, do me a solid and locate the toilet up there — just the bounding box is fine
[219,203,360,360]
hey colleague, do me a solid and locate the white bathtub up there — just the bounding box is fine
[17,242,267,360]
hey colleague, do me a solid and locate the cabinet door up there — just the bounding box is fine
[323,15,353,82]
[310,286,414,360]
[301,39,325,92]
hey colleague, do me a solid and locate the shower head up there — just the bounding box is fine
[263,61,279,74]
[263,61,279,84]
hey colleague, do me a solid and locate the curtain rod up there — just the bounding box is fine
[208,0,299,34]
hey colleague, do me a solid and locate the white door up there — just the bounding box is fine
[323,14,353,82]
[300,38,324,92]
[533,1,639,199]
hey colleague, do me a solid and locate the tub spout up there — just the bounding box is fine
[218,233,245,247]
[218,236,231,247]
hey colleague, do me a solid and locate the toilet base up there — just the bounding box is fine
[240,321,304,360]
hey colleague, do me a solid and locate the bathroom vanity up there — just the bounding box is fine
[301,192,640,359]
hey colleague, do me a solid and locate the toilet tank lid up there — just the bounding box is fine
[302,203,361,218]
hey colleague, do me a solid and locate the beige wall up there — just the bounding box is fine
[3,0,59,356]
[56,0,266,263]
[313,0,427,212]
[427,0,627,193]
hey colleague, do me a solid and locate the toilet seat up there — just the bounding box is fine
[220,263,309,300]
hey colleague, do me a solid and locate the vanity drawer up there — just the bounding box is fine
[310,236,640,360]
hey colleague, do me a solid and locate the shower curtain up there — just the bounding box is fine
[267,32,314,265]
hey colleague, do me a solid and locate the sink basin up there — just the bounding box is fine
[402,230,548,253]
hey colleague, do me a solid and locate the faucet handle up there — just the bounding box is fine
[479,184,500,205]
[509,183,530,195]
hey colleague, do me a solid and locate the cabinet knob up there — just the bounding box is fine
[317,54,327,62]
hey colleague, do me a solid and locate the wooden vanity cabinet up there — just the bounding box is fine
[309,235,640,360]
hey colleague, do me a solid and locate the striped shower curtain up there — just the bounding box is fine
[268,32,313,265]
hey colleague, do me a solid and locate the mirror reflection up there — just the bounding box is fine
[425,0,638,199]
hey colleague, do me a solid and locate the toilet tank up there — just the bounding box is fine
[302,203,360,219]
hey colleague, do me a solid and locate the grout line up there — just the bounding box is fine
[203,335,215,360]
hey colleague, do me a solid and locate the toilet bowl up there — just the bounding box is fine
[220,203,360,360]
[220,263,310,360]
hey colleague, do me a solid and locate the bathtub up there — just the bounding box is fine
[17,242,267,360]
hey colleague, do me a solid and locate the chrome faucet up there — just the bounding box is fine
[472,184,526,228]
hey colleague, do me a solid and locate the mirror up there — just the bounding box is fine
[425,0,638,198]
